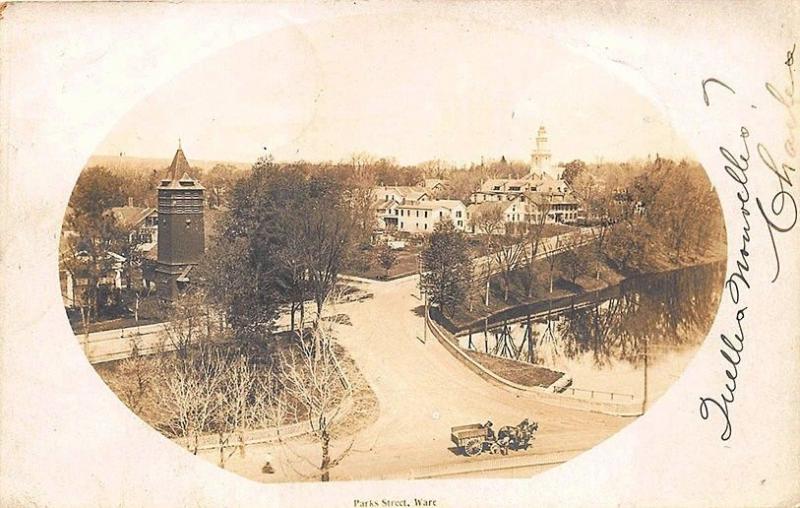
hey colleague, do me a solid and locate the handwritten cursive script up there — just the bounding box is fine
[699,43,798,442]
[756,43,798,283]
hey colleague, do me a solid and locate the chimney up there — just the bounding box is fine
[128,197,134,207]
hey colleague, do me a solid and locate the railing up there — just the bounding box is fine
[444,283,624,336]
[556,386,635,401]
[173,395,355,452]
[427,307,643,416]
[79,313,304,365]
[77,322,168,344]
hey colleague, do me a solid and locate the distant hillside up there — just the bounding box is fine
[86,154,252,174]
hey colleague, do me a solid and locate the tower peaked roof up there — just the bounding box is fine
[168,147,191,181]
[159,146,204,189]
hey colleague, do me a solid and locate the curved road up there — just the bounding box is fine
[200,275,633,482]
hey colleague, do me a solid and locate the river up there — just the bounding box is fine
[456,261,726,405]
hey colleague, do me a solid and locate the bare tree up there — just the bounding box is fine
[214,354,263,468]
[520,195,553,298]
[106,343,163,414]
[557,233,593,284]
[470,201,506,238]
[543,235,562,293]
[161,288,214,361]
[160,348,223,455]
[583,185,616,278]
[348,153,379,241]
[469,202,505,306]
[418,159,450,180]
[493,233,526,302]
[278,329,354,482]
[301,203,356,333]
[275,229,310,333]
[150,344,285,467]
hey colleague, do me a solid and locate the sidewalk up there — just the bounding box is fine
[408,448,583,480]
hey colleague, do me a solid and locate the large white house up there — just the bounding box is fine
[524,191,580,224]
[470,172,571,203]
[469,172,580,224]
[466,198,529,235]
[381,199,467,234]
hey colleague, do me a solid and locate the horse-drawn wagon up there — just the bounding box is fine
[450,423,500,456]
[450,419,538,457]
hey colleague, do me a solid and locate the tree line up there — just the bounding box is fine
[88,156,378,481]
[61,167,144,327]
[197,156,374,349]
[420,156,726,319]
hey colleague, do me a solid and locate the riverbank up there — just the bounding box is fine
[464,350,565,388]
[432,257,726,412]
[537,342,703,411]
[437,245,726,333]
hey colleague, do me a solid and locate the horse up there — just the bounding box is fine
[497,418,538,453]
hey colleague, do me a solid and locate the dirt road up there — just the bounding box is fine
[198,275,632,482]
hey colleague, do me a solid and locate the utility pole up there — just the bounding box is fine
[642,335,649,413]
[484,257,490,306]
[423,291,428,344]
[417,253,423,300]
[417,252,427,345]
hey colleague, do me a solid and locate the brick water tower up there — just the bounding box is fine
[155,143,205,300]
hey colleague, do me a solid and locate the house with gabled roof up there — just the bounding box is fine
[375,186,429,205]
[110,202,159,250]
[421,178,447,192]
[466,197,529,235]
[469,173,580,224]
[521,190,580,224]
[382,198,467,234]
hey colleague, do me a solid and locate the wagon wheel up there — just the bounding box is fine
[463,438,483,457]
[488,442,502,455]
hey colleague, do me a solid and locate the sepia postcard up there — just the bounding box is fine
[0,1,798,507]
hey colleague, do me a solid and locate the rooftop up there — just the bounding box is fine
[110,206,157,229]
[376,185,428,198]
[397,199,464,211]
[159,147,205,190]
[466,201,509,214]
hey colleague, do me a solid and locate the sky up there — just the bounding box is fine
[96,13,692,167]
